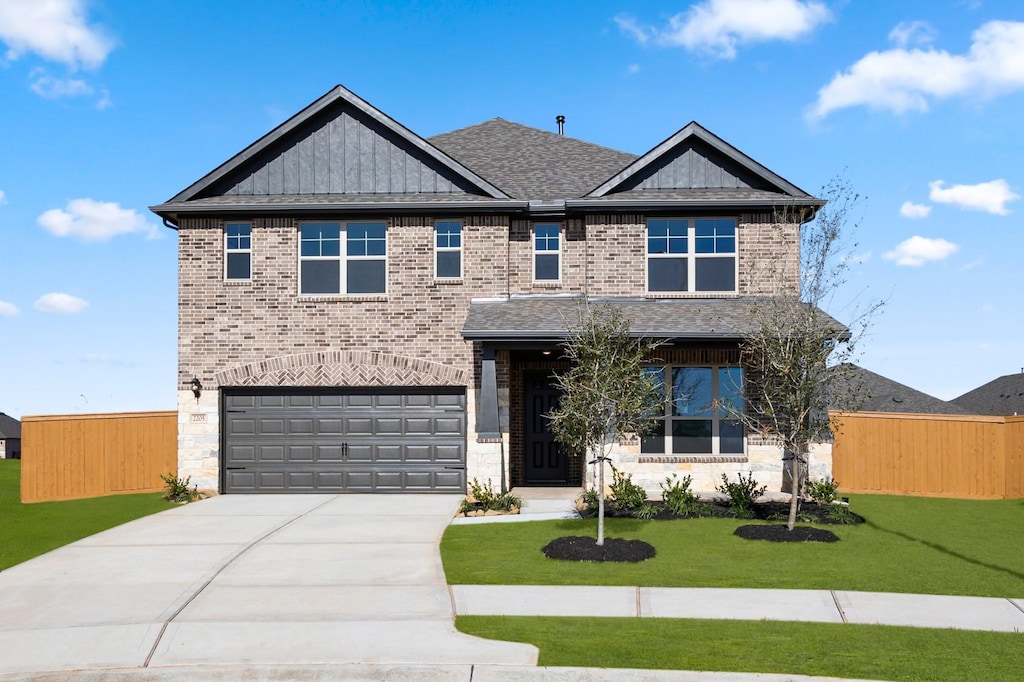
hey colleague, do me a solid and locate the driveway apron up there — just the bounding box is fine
[0,495,537,675]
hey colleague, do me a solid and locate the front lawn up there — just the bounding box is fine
[457,616,1024,682]
[442,494,1024,597]
[0,460,177,570]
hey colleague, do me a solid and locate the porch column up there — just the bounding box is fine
[478,345,501,440]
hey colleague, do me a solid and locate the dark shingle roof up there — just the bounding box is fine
[829,364,968,415]
[462,295,847,341]
[0,412,21,439]
[952,373,1024,415]
[430,119,638,201]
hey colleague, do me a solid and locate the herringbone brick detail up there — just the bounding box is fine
[214,350,467,387]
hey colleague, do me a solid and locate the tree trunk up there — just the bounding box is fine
[787,444,802,531]
[597,452,606,546]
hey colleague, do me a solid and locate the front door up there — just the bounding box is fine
[523,370,568,484]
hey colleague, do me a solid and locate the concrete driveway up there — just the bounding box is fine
[0,494,537,677]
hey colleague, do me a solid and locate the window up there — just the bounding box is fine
[225,222,251,280]
[299,221,386,295]
[642,365,744,456]
[533,223,561,282]
[647,218,736,293]
[435,220,462,279]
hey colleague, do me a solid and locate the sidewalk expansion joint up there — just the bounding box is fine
[635,586,642,617]
[1009,598,1024,617]
[141,495,341,667]
[830,590,848,623]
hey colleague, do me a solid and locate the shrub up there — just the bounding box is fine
[806,477,840,505]
[660,474,703,517]
[578,487,600,512]
[633,503,658,520]
[716,472,767,519]
[609,465,648,510]
[826,502,859,524]
[160,473,199,503]
[465,478,521,512]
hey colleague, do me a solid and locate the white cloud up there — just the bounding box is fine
[0,300,20,317]
[626,63,641,75]
[34,292,88,314]
[614,14,650,46]
[29,71,92,99]
[0,189,6,205]
[617,0,831,59]
[0,0,113,69]
[37,198,158,241]
[883,236,959,266]
[840,251,871,265]
[810,20,1024,119]
[899,201,932,219]
[888,21,937,49]
[928,179,1019,215]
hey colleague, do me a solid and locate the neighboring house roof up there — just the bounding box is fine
[829,364,968,415]
[0,412,21,439]
[151,84,822,223]
[952,372,1024,415]
[429,118,637,201]
[462,296,847,342]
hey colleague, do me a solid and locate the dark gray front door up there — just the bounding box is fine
[222,388,466,493]
[523,371,568,485]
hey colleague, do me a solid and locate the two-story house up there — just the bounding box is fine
[151,84,838,496]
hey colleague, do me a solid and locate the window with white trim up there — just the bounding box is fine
[647,218,737,293]
[533,223,561,282]
[641,365,745,455]
[435,220,462,279]
[299,221,386,295]
[225,222,251,281]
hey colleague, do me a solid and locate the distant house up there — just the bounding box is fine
[0,413,21,460]
[831,364,968,415]
[952,372,1024,416]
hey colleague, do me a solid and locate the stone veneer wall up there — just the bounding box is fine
[176,212,805,489]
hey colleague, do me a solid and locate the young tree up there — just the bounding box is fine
[731,175,881,531]
[546,303,663,546]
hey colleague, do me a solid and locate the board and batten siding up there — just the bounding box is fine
[221,108,471,197]
[20,411,177,503]
[635,142,755,191]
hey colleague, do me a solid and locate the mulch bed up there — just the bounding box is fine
[543,536,656,562]
[580,500,864,525]
[734,524,840,542]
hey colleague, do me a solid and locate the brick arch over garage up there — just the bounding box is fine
[214,350,468,387]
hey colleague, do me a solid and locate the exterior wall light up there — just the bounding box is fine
[190,378,203,400]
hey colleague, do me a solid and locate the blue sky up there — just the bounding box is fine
[1,0,1023,418]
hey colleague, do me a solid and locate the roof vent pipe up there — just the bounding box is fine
[556,115,565,135]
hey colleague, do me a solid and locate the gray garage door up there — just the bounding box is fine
[222,389,466,493]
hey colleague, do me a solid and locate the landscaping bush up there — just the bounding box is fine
[460,478,522,514]
[716,472,767,519]
[608,465,647,510]
[160,473,199,503]
[660,474,709,517]
[806,477,840,505]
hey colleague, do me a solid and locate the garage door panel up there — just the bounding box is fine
[223,388,466,493]
[317,444,344,461]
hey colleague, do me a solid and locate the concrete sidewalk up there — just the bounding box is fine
[452,585,1024,632]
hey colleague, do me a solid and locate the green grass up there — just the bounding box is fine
[0,460,177,570]
[457,616,1024,682]
[442,494,1024,597]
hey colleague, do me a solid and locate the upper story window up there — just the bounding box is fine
[435,220,462,279]
[533,223,561,282]
[225,222,251,281]
[647,218,737,293]
[642,365,745,456]
[299,221,386,295]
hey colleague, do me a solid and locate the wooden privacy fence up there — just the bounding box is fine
[831,411,1024,499]
[20,411,177,503]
